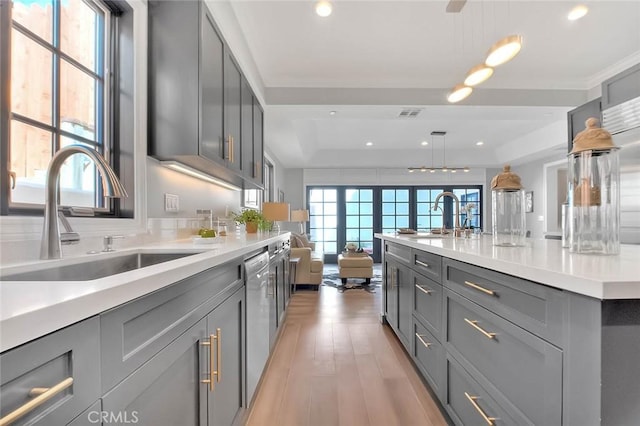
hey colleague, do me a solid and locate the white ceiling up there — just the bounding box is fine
[225,0,640,169]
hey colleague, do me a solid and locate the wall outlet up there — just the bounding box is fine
[165,193,179,212]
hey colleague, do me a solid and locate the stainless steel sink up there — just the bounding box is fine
[1,252,198,282]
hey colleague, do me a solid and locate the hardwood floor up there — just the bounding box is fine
[246,282,448,426]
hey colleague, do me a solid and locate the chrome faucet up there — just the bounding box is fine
[433,191,461,232]
[41,145,127,259]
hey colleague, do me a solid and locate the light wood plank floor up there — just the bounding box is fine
[246,283,448,426]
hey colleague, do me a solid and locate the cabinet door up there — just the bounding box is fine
[567,97,601,152]
[602,62,640,110]
[384,259,398,330]
[241,77,254,179]
[253,100,264,185]
[276,255,286,327]
[200,6,225,164]
[397,262,412,350]
[102,318,208,426]
[224,49,242,171]
[207,288,244,426]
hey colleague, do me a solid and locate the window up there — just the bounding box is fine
[309,188,337,255]
[1,0,132,216]
[416,188,445,231]
[454,187,481,228]
[345,188,374,253]
[381,188,409,234]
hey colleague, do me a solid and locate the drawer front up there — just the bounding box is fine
[67,400,101,426]
[101,260,243,393]
[444,258,564,345]
[446,290,563,426]
[446,355,517,426]
[385,242,411,264]
[0,317,100,426]
[412,319,445,400]
[411,249,442,283]
[412,271,442,339]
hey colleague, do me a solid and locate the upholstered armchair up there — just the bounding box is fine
[290,234,324,290]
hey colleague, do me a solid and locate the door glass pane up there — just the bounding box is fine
[308,188,337,254]
[60,0,100,72]
[13,0,54,43]
[456,188,481,229]
[416,188,445,231]
[345,188,373,254]
[11,29,53,125]
[9,120,52,205]
[382,189,409,234]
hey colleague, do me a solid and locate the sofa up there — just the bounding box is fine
[290,234,324,290]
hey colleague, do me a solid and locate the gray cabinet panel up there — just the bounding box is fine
[602,62,640,110]
[397,261,412,351]
[207,288,244,426]
[200,6,225,164]
[241,77,254,179]
[66,400,101,426]
[412,319,445,400]
[385,241,411,264]
[445,290,562,426]
[252,101,264,186]
[567,98,601,152]
[102,318,208,426]
[444,258,564,345]
[412,270,442,339]
[0,317,100,426]
[446,355,517,426]
[411,249,442,282]
[384,259,398,330]
[224,49,242,172]
[101,261,242,393]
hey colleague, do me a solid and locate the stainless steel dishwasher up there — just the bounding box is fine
[244,251,271,407]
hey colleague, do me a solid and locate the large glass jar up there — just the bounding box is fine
[491,165,526,247]
[568,119,619,254]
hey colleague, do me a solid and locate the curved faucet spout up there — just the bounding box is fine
[433,191,461,231]
[41,145,127,259]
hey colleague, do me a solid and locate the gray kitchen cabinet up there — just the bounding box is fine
[206,287,244,426]
[411,248,442,283]
[567,97,601,152]
[601,62,640,110]
[224,48,242,173]
[384,257,399,331]
[148,0,246,188]
[241,77,254,181]
[100,260,242,394]
[412,319,445,401]
[66,400,101,425]
[252,100,264,186]
[0,317,100,426]
[383,255,411,350]
[412,270,442,340]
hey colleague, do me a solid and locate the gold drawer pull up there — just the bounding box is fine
[464,392,498,425]
[415,333,432,349]
[415,284,432,295]
[0,377,73,426]
[464,280,496,296]
[464,318,497,340]
[415,259,430,268]
[201,333,217,391]
[215,328,221,383]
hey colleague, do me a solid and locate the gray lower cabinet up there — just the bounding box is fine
[412,270,442,340]
[412,319,445,400]
[102,286,244,426]
[0,317,100,426]
[384,257,399,331]
[66,400,102,426]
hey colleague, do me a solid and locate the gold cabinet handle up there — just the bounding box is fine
[464,392,497,425]
[0,377,73,426]
[415,333,432,349]
[215,327,221,383]
[464,318,497,340]
[201,333,217,391]
[225,135,231,160]
[230,136,234,163]
[415,259,430,269]
[464,280,496,296]
[415,284,432,295]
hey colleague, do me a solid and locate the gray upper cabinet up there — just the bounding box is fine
[601,62,640,110]
[224,49,242,172]
[252,99,264,186]
[0,317,100,426]
[241,77,254,180]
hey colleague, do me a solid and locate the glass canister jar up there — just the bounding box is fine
[491,165,526,247]
[568,118,620,255]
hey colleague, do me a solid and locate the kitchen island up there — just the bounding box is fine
[375,233,640,426]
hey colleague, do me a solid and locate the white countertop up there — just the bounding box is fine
[0,232,289,353]
[375,233,640,300]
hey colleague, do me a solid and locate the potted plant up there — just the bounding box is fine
[231,209,271,233]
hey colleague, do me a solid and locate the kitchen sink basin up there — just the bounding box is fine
[1,252,199,282]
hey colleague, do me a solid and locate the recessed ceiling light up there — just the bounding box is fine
[421,141,429,146]
[365,141,373,146]
[329,110,336,116]
[476,141,484,146]
[315,0,332,17]
[568,5,588,21]
[485,35,523,67]
[447,84,473,103]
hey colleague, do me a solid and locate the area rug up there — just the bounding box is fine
[322,270,382,293]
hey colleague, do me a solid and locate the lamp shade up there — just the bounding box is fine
[262,202,290,222]
[290,209,309,222]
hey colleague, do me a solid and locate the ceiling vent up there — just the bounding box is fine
[398,108,423,118]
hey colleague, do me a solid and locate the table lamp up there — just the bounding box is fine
[262,202,290,233]
[290,209,309,234]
